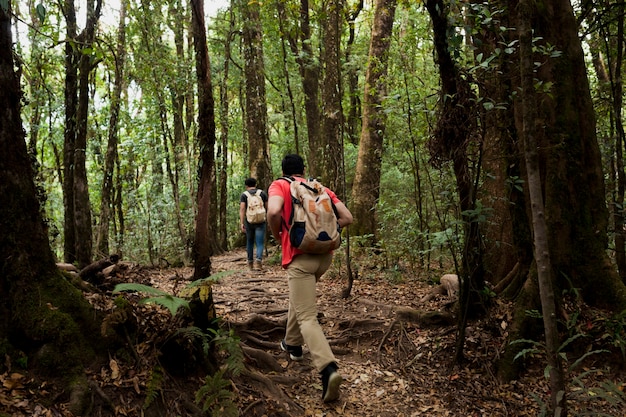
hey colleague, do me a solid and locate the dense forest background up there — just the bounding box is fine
[3,0,626,415]
[13,0,444,266]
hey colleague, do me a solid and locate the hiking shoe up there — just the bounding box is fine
[280,339,303,361]
[321,362,342,403]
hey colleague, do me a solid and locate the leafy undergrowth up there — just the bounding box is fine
[1,248,625,416]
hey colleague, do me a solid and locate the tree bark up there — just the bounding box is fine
[320,0,345,198]
[1,4,101,413]
[241,0,272,188]
[218,9,236,252]
[479,0,626,381]
[519,0,566,412]
[276,0,301,155]
[191,0,217,279]
[62,0,78,264]
[98,0,126,257]
[343,0,364,146]
[350,0,397,238]
[72,0,102,268]
[281,0,322,176]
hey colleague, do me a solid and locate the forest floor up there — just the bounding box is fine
[2,247,626,416]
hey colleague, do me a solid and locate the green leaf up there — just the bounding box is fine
[36,4,46,22]
[113,283,168,296]
[140,295,189,316]
[0,0,8,13]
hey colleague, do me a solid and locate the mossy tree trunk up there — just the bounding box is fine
[473,0,626,380]
[0,3,103,413]
[350,0,397,239]
[241,0,272,189]
[191,0,218,279]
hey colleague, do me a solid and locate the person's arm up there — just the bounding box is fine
[239,201,247,232]
[267,195,284,241]
[334,201,353,228]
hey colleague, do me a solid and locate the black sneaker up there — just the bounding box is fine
[321,362,342,403]
[280,339,303,361]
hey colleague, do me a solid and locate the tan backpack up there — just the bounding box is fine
[281,177,341,254]
[244,189,266,224]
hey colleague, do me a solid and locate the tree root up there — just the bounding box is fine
[241,345,283,372]
[235,368,303,415]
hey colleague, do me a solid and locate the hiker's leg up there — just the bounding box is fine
[255,223,266,261]
[245,223,254,263]
[287,254,336,372]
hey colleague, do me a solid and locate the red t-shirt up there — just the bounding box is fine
[268,176,341,268]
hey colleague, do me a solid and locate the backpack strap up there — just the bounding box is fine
[278,176,296,230]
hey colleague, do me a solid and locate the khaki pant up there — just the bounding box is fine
[285,253,336,372]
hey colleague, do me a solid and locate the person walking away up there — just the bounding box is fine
[267,154,353,403]
[240,177,268,271]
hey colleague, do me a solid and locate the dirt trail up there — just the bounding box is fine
[209,248,535,417]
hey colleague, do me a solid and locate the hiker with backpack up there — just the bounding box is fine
[267,154,353,403]
[240,177,268,271]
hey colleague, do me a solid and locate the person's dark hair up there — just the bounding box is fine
[282,154,305,176]
[245,177,257,187]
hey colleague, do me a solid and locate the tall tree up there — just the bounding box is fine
[61,0,78,264]
[425,0,484,364]
[586,1,626,283]
[60,0,102,267]
[241,0,272,188]
[343,0,364,146]
[97,0,127,257]
[191,0,218,279]
[519,0,566,411]
[1,2,101,413]
[320,0,345,197]
[350,0,397,238]
[466,0,626,380]
[217,8,236,252]
[73,0,101,268]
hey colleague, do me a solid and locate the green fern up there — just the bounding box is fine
[113,271,235,316]
[195,369,238,417]
[212,328,244,376]
[192,328,244,415]
[143,365,164,409]
[113,283,189,316]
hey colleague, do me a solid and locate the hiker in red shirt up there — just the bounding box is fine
[267,154,353,403]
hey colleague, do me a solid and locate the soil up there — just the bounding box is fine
[1,247,625,416]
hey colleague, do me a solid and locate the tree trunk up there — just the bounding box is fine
[168,0,192,262]
[218,9,235,252]
[519,0,566,412]
[320,0,345,198]
[522,0,626,308]
[491,0,626,381]
[350,0,397,238]
[300,0,323,178]
[1,4,101,413]
[98,0,126,257]
[73,0,101,269]
[191,0,217,280]
[276,1,301,155]
[343,0,363,146]
[241,0,272,188]
[62,0,78,264]
[425,0,486,364]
